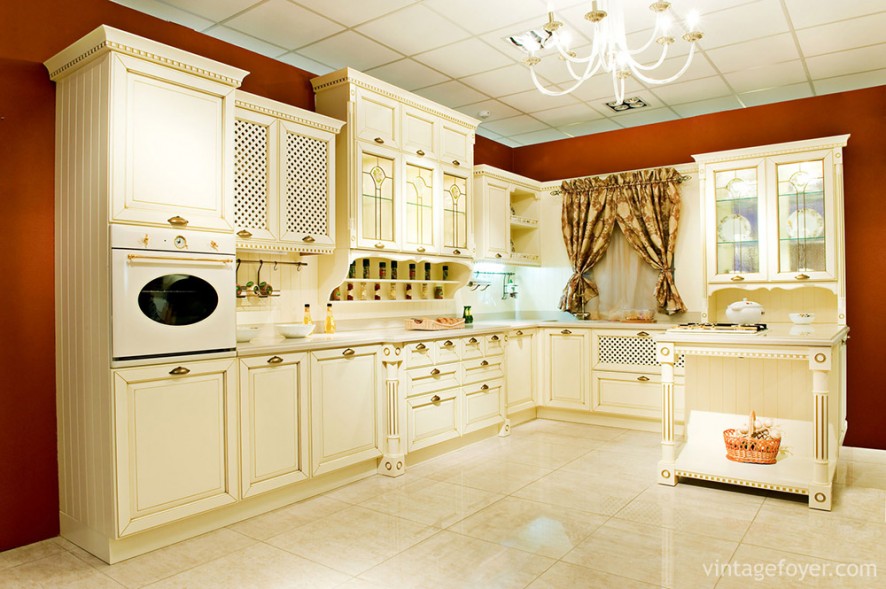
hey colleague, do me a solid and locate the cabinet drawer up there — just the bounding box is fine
[462,336,484,360]
[463,357,504,385]
[592,371,684,419]
[463,380,503,434]
[405,362,460,396]
[407,391,460,452]
[403,340,435,367]
[485,333,505,356]
[356,89,398,148]
[435,338,461,363]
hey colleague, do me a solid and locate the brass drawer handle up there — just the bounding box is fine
[417,246,426,253]
[637,376,650,382]
[452,159,460,167]
[374,137,384,144]
[343,348,355,357]
[237,229,253,238]
[561,329,572,335]
[431,395,441,403]
[374,242,385,249]
[480,360,489,366]
[169,366,190,376]
[730,275,745,282]
[416,343,427,351]
[430,368,441,376]
[443,340,454,347]
[515,330,523,336]
[636,331,650,337]
[453,249,461,255]
[495,253,502,258]
[795,273,810,280]
[481,384,489,390]
[416,149,425,157]
[490,335,500,341]
[468,337,478,344]
[267,356,283,364]
[167,215,188,226]
[302,235,315,243]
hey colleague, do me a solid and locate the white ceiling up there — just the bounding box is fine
[112,0,886,146]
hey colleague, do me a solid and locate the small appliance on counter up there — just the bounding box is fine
[725,298,765,324]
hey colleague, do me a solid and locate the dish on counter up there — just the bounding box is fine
[276,323,315,338]
[786,208,824,239]
[717,214,752,243]
[236,325,260,342]
[789,312,815,325]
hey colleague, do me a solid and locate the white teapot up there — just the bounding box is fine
[725,298,765,324]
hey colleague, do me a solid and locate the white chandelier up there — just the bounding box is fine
[511,1,704,104]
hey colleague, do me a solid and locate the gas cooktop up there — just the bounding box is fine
[668,323,768,333]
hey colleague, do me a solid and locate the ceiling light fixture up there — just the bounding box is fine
[605,96,647,111]
[512,1,703,104]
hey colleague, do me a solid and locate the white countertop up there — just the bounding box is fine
[654,323,849,347]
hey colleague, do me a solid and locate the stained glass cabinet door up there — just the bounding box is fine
[402,159,436,254]
[441,169,471,257]
[356,144,399,251]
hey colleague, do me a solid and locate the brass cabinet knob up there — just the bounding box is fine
[495,253,502,258]
[343,348,355,357]
[636,331,650,337]
[416,149,425,156]
[417,246,426,253]
[453,249,461,255]
[795,273,810,280]
[480,360,489,366]
[169,366,190,376]
[267,356,283,364]
[490,335,500,341]
[237,230,253,238]
[167,215,188,226]
[443,340,454,347]
[480,384,489,390]
[303,235,315,243]
[416,343,427,351]
[468,337,478,344]
[637,375,650,382]
[516,330,524,336]
[730,275,745,282]
[452,159,460,166]
[374,137,384,144]
[430,368,441,376]
[561,329,572,335]
[374,242,385,249]
[431,395,441,403]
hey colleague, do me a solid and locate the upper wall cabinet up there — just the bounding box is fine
[311,68,480,260]
[473,165,542,266]
[233,91,344,254]
[45,26,249,232]
[694,135,849,322]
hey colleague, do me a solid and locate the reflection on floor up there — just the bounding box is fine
[2,419,885,588]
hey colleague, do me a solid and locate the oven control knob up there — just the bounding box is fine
[173,235,187,250]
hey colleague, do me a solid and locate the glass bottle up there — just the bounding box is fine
[303,304,313,325]
[463,305,473,324]
[379,261,387,279]
[348,261,356,279]
[408,263,416,280]
[362,259,370,279]
[346,282,354,301]
[325,303,335,334]
[424,262,431,281]
[374,283,381,300]
[405,282,413,300]
[391,260,398,280]
[442,265,449,281]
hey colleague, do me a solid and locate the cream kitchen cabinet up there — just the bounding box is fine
[310,345,384,476]
[112,358,238,537]
[239,352,309,498]
[541,328,591,410]
[473,165,542,265]
[46,26,248,233]
[505,328,537,414]
[312,68,479,259]
[694,135,849,323]
[233,92,344,254]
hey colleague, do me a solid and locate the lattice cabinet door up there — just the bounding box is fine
[234,108,279,243]
[278,121,335,248]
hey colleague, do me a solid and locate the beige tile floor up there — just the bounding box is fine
[3,419,885,588]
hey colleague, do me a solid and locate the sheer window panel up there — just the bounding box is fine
[588,227,659,320]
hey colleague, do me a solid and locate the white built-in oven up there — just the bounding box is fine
[111,225,235,362]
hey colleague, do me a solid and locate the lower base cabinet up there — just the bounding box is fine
[406,390,461,452]
[464,380,504,433]
[505,328,536,414]
[112,358,238,537]
[310,345,384,476]
[541,328,591,410]
[239,352,309,498]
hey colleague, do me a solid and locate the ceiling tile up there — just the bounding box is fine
[738,82,813,106]
[290,0,418,27]
[694,0,790,49]
[784,0,885,29]
[556,0,667,35]
[723,60,808,93]
[499,88,579,113]
[455,99,521,123]
[496,136,526,147]
[157,0,256,22]
[414,38,514,79]
[509,128,571,145]
[481,114,549,136]
[113,0,214,30]
[564,73,646,103]
[651,53,719,82]
[795,12,886,57]
[610,107,680,128]
[813,68,886,95]
[355,5,471,55]
[423,0,547,35]
[366,59,449,91]
[650,75,732,104]
[277,52,335,75]
[531,103,603,127]
[558,119,623,136]
[686,0,761,15]
[704,34,801,73]
[462,64,551,97]
[203,25,288,58]
[806,44,886,80]
[475,127,504,141]
[297,31,402,70]
[225,0,344,50]
[413,80,488,108]
[672,95,744,117]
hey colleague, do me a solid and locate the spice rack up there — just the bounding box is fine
[328,257,470,303]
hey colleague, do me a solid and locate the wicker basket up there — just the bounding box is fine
[723,411,781,464]
[405,317,465,331]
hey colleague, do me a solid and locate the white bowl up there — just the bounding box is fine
[276,323,315,338]
[236,325,260,342]
[789,312,815,325]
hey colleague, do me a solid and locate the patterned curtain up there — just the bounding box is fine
[558,177,617,313]
[607,168,687,314]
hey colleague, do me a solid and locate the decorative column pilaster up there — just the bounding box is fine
[809,347,832,510]
[378,344,405,477]
[657,341,677,486]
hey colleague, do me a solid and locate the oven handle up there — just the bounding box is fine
[127,254,234,264]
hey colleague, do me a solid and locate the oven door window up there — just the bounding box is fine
[137,274,219,326]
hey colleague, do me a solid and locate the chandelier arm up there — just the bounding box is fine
[530,67,595,97]
[625,28,662,56]
[566,57,604,82]
[628,44,670,71]
[555,35,603,64]
[628,43,697,85]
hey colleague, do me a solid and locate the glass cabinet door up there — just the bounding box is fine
[442,171,469,256]
[403,161,435,253]
[358,146,398,250]
[772,154,834,281]
[710,164,766,282]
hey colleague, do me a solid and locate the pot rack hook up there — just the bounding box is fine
[256,259,264,284]
[273,260,278,271]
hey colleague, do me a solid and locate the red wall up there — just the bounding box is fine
[515,87,886,452]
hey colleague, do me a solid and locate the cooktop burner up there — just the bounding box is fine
[668,322,767,333]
